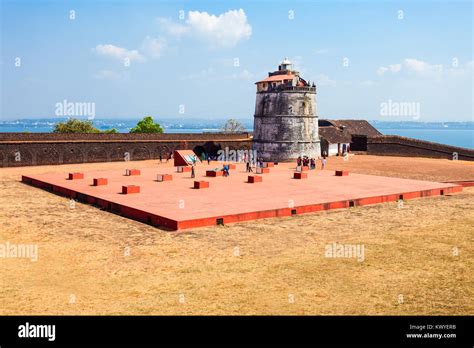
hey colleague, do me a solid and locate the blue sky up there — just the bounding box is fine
[1,0,472,121]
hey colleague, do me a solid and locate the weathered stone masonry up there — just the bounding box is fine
[253,58,321,161]
[351,134,474,161]
[0,133,252,167]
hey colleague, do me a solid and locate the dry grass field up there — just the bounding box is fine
[0,155,473,315]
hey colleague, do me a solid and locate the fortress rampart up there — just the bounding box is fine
[352,134,474,161]
[0,132,252,167]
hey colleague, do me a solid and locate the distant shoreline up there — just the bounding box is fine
[0,119,472,149]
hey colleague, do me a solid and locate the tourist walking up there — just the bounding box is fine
[246,161,253,173]
[321,156,327,170]
[303,156,309,167]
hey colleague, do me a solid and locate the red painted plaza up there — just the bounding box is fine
[21,161,462,231]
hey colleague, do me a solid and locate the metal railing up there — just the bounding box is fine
[258,85,316,93]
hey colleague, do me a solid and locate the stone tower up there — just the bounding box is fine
[253,58,321,161]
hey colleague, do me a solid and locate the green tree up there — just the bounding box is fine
[53,118,100,133]
[130,116,163,133]
[222,119,245,133]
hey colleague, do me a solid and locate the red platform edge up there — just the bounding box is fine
[248,175,262,183]
[257,167,270,174]
[335,170,349,176]
[93,178,108,186]
[194,180,209,189]
[294,172,308,179]
[125,169,140,176]
[176,166,192,173]
[68,173,84,180]
[157,174,173,182]
[443,180,474,187]
[122,185,140,194]
[21,175,462,231]
[206,170,224,177]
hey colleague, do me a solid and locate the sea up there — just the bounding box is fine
[0,119,472,149]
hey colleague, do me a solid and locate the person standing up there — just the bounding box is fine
[322,157,327,170]
[191,164,195,178]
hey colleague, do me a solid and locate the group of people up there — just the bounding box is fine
[160,150,331,177]
[245,157,267,172]
[297,155,326,170]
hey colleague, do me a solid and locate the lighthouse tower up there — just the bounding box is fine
[253,58,321,161]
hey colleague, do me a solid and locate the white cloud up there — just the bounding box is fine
[404,58,442,75]
[141,36,167,59]
[94,44,145,63]
[187,9,251,47]
[377,66,389,76]
[377,64,402,76]
[378,59,472,81]
[446,60,473,78]
[389,64,402,73]
[157,18,189,37]
[93,70,123,80]
[360,80,376,87]
[158,9,252,48]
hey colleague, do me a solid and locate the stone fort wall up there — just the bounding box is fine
[2,131,472,167]
[0,133,252,167]
[364,135,474,161]
[253,91,320,161]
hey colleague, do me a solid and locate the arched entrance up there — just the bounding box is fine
[193,145,206,159]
